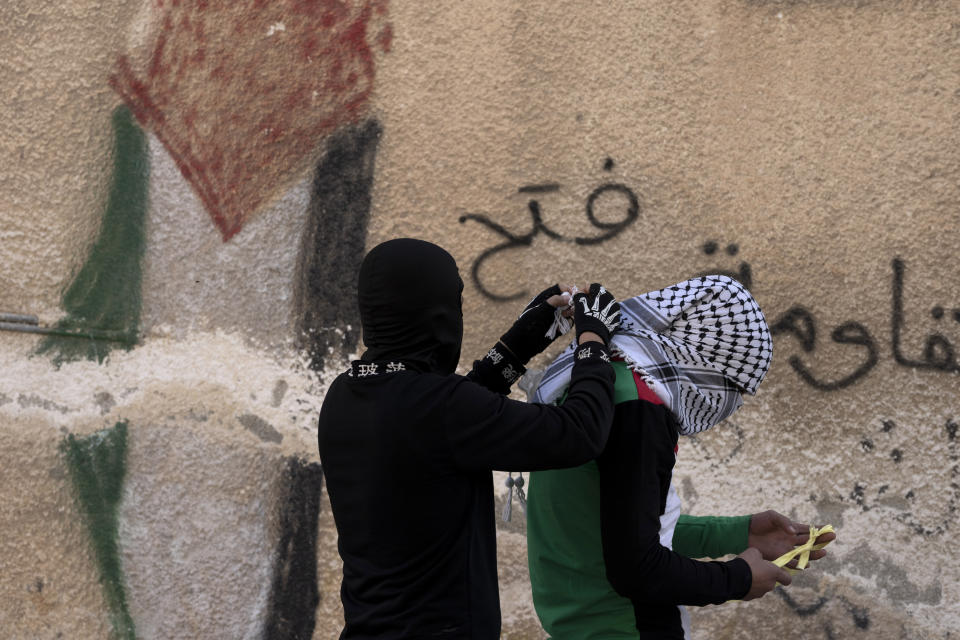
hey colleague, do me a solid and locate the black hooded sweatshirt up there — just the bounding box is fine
[317,239,616,639]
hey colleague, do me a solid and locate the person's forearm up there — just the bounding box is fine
[673,514,751,559]
[466,340,526,395]
[598,400,751,606]
[449,341,615,471]
[603,537,752,605]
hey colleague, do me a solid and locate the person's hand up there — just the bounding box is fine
[544,283,576,317]
[749,510,837,567]
[573,283,621,345]
[499,283,575,364]
[738,547,792,601]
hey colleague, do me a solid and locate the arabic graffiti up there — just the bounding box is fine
[458,158,641,301]
[770,309,879,392]
[769,258,960,390]
[462,183,958,391]
[697,241,753,289]
[891,259,960,373]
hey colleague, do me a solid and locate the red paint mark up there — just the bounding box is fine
[210,62,227,81]
[147,15,172,79]
[208,149,224,174]
[301,34,319,61]
[378,24,393,53]
[267,125,285,144]
[183,106,198,131]
[111,1,391,241]
[283,86,311,111]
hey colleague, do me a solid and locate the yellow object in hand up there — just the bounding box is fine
[772,524,836,575]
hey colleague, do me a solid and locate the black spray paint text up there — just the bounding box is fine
[458,160,957,391]
[772,258,960,390]
[458,158,639,301]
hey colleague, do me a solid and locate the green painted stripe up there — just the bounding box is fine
[61,421,136,640]
[38,105,148,365]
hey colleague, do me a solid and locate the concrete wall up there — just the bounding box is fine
[1,1,957,638]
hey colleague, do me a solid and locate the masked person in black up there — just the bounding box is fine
[318,238,621,639]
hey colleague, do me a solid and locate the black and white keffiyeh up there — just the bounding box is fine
[532,275,773,435]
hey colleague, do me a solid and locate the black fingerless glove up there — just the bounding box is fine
[574,283,621,345]
[498,284,566,364]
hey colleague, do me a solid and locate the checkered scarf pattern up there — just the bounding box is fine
[531,275,773,435]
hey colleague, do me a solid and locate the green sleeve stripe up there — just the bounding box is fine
[555,360,638,405]
[673,514,751,558]
[611,360,640,404]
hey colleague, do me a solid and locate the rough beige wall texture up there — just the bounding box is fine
[0,0,143,322]
[0,333,330,640]
[1,1,958,639]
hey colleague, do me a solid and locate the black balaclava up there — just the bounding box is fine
[357,238,464,375]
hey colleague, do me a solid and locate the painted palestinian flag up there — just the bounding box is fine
[110,0,392,240]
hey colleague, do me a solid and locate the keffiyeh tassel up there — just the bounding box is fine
[543,287,577,341]
[501,472,527,522]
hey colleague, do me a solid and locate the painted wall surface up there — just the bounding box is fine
[1,2,957,639]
